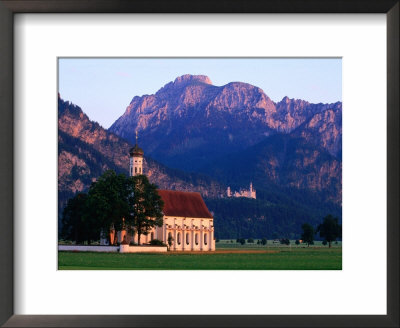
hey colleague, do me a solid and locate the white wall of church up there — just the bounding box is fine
[108,216,215,252]
[163,216,215,251]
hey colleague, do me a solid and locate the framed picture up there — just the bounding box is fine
[57,57,343,269]
[0,0,398,327]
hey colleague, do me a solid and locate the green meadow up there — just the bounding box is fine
[58,241,342,270]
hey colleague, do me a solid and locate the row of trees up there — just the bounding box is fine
[234,238,268,245]
[301,215,342,247]
[216,214,341,247]
[61,170,164,245]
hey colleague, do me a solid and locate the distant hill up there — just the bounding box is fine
[205,195,341,240]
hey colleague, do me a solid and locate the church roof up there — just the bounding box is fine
[157,190,213,219]
[129,144,144,156]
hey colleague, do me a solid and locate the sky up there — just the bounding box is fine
[58,58,342,129]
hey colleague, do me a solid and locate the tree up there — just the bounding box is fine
[295,239,300,245]
[247,238,254,243]
[167,235,174,250]
[317,215,342,248]
[130,174,164,245]
[61,193,93,244]
[280,238,290,245]
[261,238,267,245]
[86,170,132,245]
[149,239,166,246]
[61,170,164,246]
[239,238,246,245]
[301,223,315,247]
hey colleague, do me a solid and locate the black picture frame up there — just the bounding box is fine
[0,1,398,327]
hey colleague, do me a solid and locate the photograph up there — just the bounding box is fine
[57,58,342,270]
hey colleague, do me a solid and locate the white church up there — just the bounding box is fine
[101,134,216,252]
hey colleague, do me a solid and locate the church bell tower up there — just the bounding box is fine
[129,131,144,176]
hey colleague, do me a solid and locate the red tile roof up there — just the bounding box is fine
[157,190,213,219]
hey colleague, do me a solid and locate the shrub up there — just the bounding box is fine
[295,240,300,245]
[322,240,328,246]
[247,238,254,243]
[167,235,174,248]
[261,238,267,245]
[280,238,290,245]
[129,241,137,246]
[150,239,166,246]
[216,238,220,243]
[239,238,246,245]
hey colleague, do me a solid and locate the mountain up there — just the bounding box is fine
[292,104,342,158]
[200,133,341,205]
[109,74,342,171]
[198,102,342,205]
[108,74,341,205]
[59,73,342,239]
[58,97,225,221]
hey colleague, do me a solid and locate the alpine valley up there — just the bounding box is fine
[58,74,342,239]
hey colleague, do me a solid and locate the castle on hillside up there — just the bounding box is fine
[226,182,256,199]
[101,132,216,251]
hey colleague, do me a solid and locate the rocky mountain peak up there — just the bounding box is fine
[110,75,342,172]
[174,74,212,86]
[156,74,213,96]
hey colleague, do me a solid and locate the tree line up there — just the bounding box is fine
[61,170,164,245]
[301,215,342,247]
[225,215,342,247]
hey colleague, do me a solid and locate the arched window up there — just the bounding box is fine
[195,233,199,245]
[186,233,190,245]
[204,233,208,245]
[151,232,154,240]
[135,167,137,174]
[139,167,142,174]
[177,232,181,245]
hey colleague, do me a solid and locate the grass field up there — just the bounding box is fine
[58,242,342,270]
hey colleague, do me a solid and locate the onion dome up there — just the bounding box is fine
[129,144,144,157]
